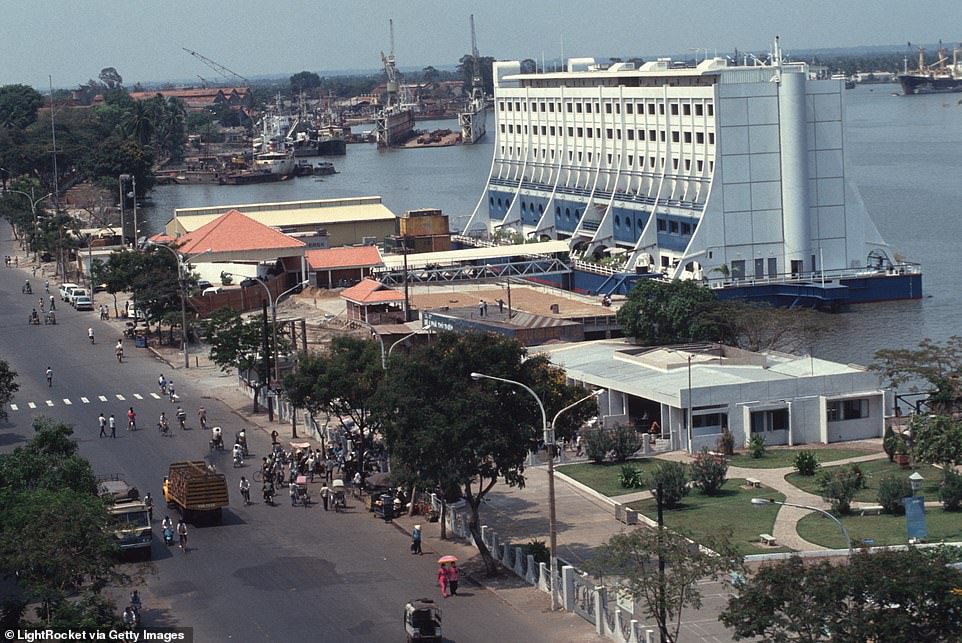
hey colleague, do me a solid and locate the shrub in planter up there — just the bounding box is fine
[793,451,821,476]
[716,429,735,456]
[878,476,912,514]
[747,435,766,459]
[691,448,729,495]
[940,470,962,511]
[816,465,862,514]
[651,461,690,509]
[583,425,614,464]
[610,424,644,462]
[619,464,645,489]
[882,425,898,463]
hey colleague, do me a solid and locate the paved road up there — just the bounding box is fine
[0,232,601,642]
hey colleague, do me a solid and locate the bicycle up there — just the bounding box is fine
[158,420,170,437]
[252,470,265,483]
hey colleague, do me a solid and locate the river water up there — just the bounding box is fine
[142,91,962,366]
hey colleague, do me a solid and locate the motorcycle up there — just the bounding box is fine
[22,282,32,295]
[235,430,249,457]
[163,526,174,546]
[233,449,244,468]
[209,429,224,451]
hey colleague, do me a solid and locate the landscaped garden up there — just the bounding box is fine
[557,459,666,497]
[727,447,878,470]
[785,460,944,502]
[629,480,790,555]
[797,509,962,548]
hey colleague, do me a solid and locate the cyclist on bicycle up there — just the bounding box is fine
[176,406,187,430]
[158,374,166,395]
[127,407,136,430]
[197,406,207,429]
[158,412,169,434]
[168,380,176,402]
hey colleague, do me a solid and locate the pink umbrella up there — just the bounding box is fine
[437,555,458,564]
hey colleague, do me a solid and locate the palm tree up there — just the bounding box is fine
[122,101,154,147]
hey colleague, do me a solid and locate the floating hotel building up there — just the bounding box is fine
[463,39,920,304]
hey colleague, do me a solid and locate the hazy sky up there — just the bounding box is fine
[3,0,961,89]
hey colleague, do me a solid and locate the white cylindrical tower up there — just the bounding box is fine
[777,70,811,273]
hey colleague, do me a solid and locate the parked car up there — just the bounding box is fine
[92,282,109,293]
[69,288,89,307]
[59,283,79,301]
[239,277,262,289]
[195,279,212,291]
[201,286,223,296]
[73,295,94,311]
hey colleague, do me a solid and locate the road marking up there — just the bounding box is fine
[133,393,143,400]
[80,397,90,404]
[150,393,161,399]
[45,400,54,407]
[116,394,125,401]
[10,404,18,411]
[63,399,72,405]
[98,395,108,402]
[28,402,36,409]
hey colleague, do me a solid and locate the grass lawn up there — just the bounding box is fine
[785,460,944,503]
[628,479,792,555]
[556,459,665,497]
[728,447,878,470]
[797,508,962,548]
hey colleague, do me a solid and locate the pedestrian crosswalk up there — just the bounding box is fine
[8,391,177,412]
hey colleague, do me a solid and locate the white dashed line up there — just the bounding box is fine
[116,394,125,401]
[28,402,36,409]
[63,399,72,405]
[150,393,161,399]
[10,404,18,411]
[133,394,143,400]
[45,400,54,407]
[81,397,90,404]
[98,395,108,402]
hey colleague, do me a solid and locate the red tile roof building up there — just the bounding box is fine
[306,246,383,289]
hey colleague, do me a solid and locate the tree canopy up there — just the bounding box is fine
[0,359,19,421]
[720,549,962,642]
[616,279,726,345]
[374,331,595,575]
[290,71,322,94]
[872,336,962,413]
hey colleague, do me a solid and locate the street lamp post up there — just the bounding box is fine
[6,189,53,259]
[119,174,137,247]
[147,241,194,369]
[470,371,600,611]
[751,497,853,556]
[240,277,310,387]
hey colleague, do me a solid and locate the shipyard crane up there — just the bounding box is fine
[380,19,400,110]
[469,14,482,100]
[182,47,250,88]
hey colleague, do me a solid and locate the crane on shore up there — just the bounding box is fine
[182,47,250,88]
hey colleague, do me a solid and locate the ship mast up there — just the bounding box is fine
[470,14,482,101]
[381,19,400,111]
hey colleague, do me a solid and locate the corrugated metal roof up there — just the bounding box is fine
[381,240,570,269]
[174,197,396,232]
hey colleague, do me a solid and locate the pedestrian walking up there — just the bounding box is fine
[497,298,504,313]
[437,564,449,598]
[478,299,484,316]
[320,482,329,511]
[45,366,53,387]
[445,562,460,596]
[411,524,422,555]
[109,414,117,438]
[325,457,334,483]
[98,413,107,438]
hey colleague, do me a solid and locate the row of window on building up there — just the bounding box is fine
[692,397,871,436]
[500,122,716,147]
[498,145,715,174]
[498,98,715,118]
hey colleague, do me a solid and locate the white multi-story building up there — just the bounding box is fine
[464,40,895,284]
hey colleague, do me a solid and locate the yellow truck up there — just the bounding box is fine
[164,461,229,524]
[98,476,152,558]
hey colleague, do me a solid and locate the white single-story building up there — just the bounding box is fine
[540,340,888,453]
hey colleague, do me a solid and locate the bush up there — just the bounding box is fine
[219,270,233,286]
[610,424,644,462]
[816,465,862,514]
[651,461,690,509]
[877,476,912,514]
[882,425,898,463]
[520,539,550,565]
[619,464,645,489]
[716,429,735,456]
[793,451,821,476]
[691,449,729,495]
[583,425,614,464]
[747,435,766,459]
[940,471,962,511]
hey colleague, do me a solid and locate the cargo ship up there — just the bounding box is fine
[898,45,962,95]
[458,14,487,144]
[375,19,415,148]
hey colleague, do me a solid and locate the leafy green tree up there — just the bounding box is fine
[290,71,322,94]
[706,302,828,353]
[651,461,690,508]
[690,449,728,495]
[0,417,98,494]
[720,550,962,642]
[617,279,727,345]
[375,331,594,575]
[815,464,863,514]
[0,84,44,129]
[284,336,383,478]
[121,100,154,146]
[456,55,496,96]
[98,67,124,90]
[583,424,614,463]
[909,413,962,476]
[0,360,17,421]
[81,134,154,193]
[609,423,643,461]
[872,337,962,413]
[590,527,742,643]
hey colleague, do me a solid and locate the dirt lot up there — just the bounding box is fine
[409,284,615,319]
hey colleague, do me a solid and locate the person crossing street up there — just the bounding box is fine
[45,366,53,387]
[109,414,117,438]
[98,413,107,438]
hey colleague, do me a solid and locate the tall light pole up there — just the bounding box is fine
[667,349,695,453]
[751,497,853,556]
[470,371,600,611]
[235,276,309,387]
[147,241,205,369]
[120,174,137,247]
[386,327,431,362]
[6,189,53,259]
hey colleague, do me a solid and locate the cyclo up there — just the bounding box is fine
[331,478,346,512]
